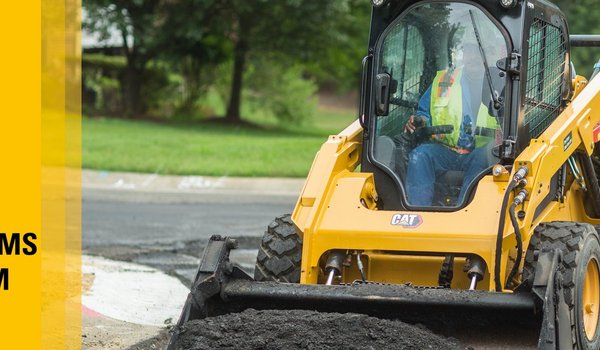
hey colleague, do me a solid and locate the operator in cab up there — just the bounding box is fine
[404,37,501,206]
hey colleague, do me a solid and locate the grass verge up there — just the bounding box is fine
[83,108,357,177]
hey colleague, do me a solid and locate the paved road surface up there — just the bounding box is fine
[83,188,297,282]
[84,188,296,246]
[81,171,301,349]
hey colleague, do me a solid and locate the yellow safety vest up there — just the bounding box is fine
[430,68,498,148]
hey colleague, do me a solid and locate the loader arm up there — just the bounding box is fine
[496,74,600,292]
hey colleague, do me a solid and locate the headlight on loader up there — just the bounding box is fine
[499,0,517,8]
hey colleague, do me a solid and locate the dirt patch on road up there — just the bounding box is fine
[126,329,170,350]
[82,314,163,350]
[174,309,464,350]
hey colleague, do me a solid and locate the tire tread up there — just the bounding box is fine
[254,214,302,283]
[523,221,599,349]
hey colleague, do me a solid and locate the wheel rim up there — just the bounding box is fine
[583,257,600,340]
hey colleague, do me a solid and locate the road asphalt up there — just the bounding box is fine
[82,169,304,349]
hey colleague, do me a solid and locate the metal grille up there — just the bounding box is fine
[523,18,566,138]
[377,24,424,136]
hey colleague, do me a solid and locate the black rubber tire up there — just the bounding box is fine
[254,214,302,283]
[523,222,600,350]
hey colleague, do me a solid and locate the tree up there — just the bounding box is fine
[84,0,166,116]
[220,0,357,123]
[160,0,231,114]
[304,0,371,91]
[553,0,600,78]
[83,0,371,121]
[83,0,228,117]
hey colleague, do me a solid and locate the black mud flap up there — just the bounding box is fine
[168,236,539,350]
[533,249,574,350]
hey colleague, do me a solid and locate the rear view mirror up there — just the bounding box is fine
[375,73,391,116]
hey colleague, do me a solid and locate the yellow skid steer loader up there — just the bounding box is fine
[170,1,600,349]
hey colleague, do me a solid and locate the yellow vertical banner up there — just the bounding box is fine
[0,0,81,348]
[0,1,43,348]
[41,0,82,348]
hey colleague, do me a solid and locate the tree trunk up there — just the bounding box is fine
[181,56,202,114]
[123,59,145,118]
[225,37,248,123]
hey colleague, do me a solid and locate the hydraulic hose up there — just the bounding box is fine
[493,180,516,291]
[494,166,527,291]
[505,202,523,289]
[579,152,600,217]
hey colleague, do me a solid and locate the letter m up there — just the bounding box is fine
[0,268,7,290]
[0,234,19,255]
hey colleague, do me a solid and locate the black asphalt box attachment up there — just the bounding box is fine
[168,236,544,350]
[167,235,252,350]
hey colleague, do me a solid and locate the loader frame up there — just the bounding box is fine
[170,1,600,349]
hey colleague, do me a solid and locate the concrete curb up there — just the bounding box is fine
[82,169,306,196]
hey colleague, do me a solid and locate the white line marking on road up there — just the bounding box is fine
[82,255,189,327]
[112,178,136,189]
[177,176,226,190]
[141,173,158,187]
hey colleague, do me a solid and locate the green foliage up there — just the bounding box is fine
[208,58,318,125]
[82,54,181,117]
[205,0,364,121]
[244,61,318,126]
[552,0,600,78]
[82,54,126,68]
[304,0,371,91]
[222,0,358,58]
[82,54,125,115]
[82,0,368,121]
[83,0,230,116]
[141,62,183,118]
[160,1,232,115]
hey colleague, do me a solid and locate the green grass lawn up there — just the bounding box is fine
[83,107,357,177]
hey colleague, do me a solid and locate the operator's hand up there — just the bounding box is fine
[404,115,423,134]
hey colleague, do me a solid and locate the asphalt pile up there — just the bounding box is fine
[174,308,464,350]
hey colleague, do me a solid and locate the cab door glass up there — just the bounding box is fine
[372,2,508,208]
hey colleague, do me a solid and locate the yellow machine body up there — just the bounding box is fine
[292,74,600,291]
[168,2,600,349]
